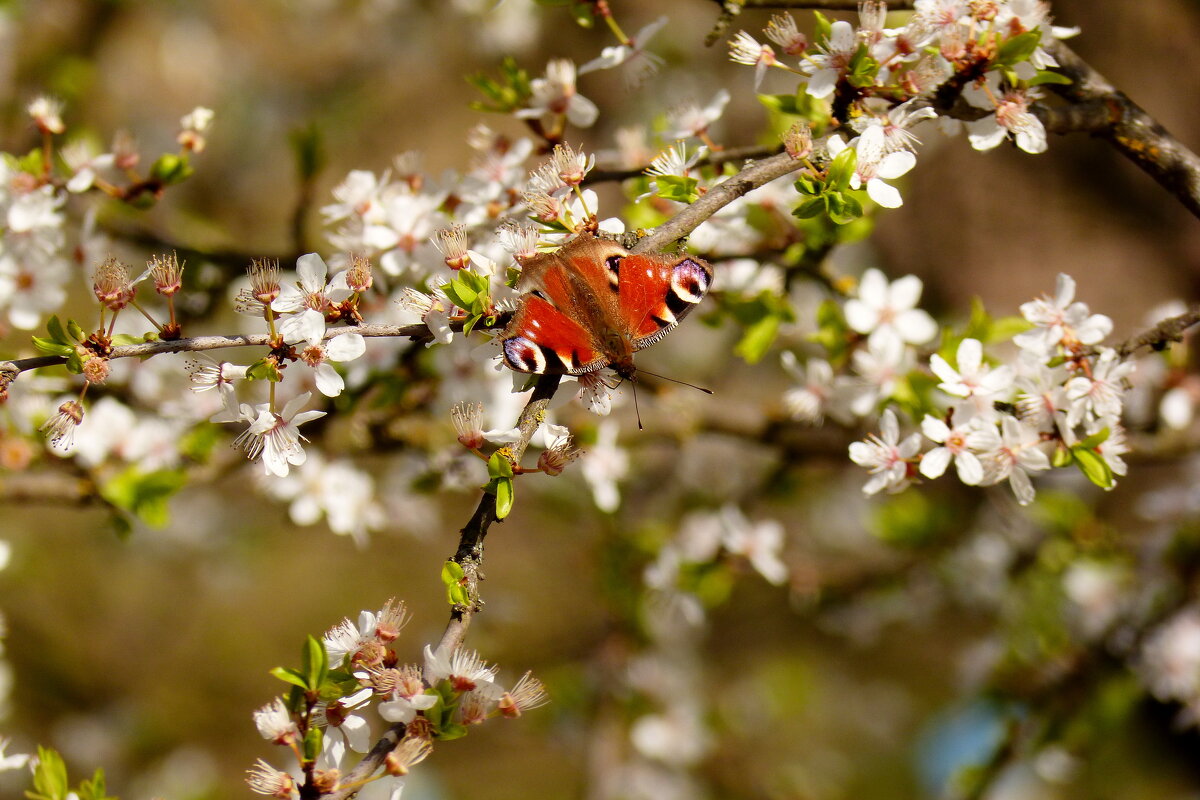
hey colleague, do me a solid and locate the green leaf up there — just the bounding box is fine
[827,147,857,191]
[436,722,470,741]
[655,174,700,204]
[270,666,310,690]
[110,333,147,347]
[846,43,879,88]
[246,359,282,382]
[812,10,832,46]
[28,746,69,800]
[1072,447,1114,489]
[994,30,1042,67]
[567,0,594,27]
[179,423,221,462]
[66,319,86,342]
[1051,446,1072,468]
[442,560,471,606]
[487,452,515,479]
[99,467,186,528]
[826,191,863,224]
[289,123,325,182]
[1028,69,1072,87]
[759,93,802,116]
[467,57,532,114]
[32,337,73,357]
[303,726,324,762]
[76,767,115,800]
[734,314,781,364]
[793,174,820,196]
[149,153,193,185]
[792,196,826,219]
[1076,427,1110,450]
[494,476,515,519]
[302,634,329,692]
[46,315,68,344]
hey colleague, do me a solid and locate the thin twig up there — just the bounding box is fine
[1117,304,1200,358]
[1046,39,1200,219]
[0,318,511,383]
[325,375,561,800]
[584,144,779,187]
[632,151,807,252]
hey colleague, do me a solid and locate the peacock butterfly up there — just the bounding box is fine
[500,233,713,381]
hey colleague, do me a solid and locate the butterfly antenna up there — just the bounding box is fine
[631,379,644,430]
[635,368,714,395]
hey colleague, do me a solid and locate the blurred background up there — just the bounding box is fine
[2,1,1200,798]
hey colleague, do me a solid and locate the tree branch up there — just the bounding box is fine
[632,151,807,252]
[1118,303,1200,357]
[0,317,513,387]
[1045,39,1200,219]
[325,374,561,799]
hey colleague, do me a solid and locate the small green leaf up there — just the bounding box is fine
[66,319,86,342]
[149,153,193,185]
[826,191,863,224]
[827,147,857,191]
[1076,427,1110,450]
[76,767,115,800]
[994,30,1042,66]
[99,467,186,528]
[792,196,826,219]
[487,452,515,479]
[302,634,329,692]
[812,10,832,45]
[734,314,781,364]
[270,666,310,690]
[759,93,801,116]
[28,746,69,800]
[494,476,515,519]
[110,333,147,347]
[1073,447,1114,489]
[436,722,470,741]
[303,726,324,762]
[246,359,282,382]
[32,337,73,357]
[793,174,820,196]
[1028,69,1072,86]
[46,315,68,344]
[655,174,700,204]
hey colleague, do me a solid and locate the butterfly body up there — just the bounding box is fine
[500,234,713,380]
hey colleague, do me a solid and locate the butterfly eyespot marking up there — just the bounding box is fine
[604,255,622,291]
[503,337,548,373]
[670,259,710,305]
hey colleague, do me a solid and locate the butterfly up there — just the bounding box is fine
[500,233,713,381]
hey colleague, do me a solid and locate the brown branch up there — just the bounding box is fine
[1117,303,1200,358]
[584,144,780,187]
[1045,39,1200,219]
[632,151,807,252]
[712,0,913,7]
[0,317,511,385]
[325,374,561,800]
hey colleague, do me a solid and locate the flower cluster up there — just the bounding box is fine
[726,2,1074,210]
[845,272,1131,505]
[249,599,547,798]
